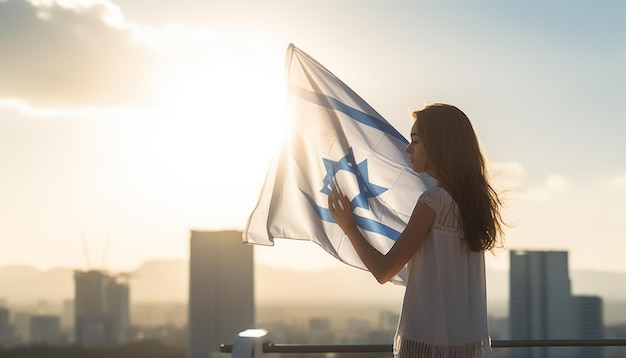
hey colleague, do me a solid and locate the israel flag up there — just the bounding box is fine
[244,44,434,284]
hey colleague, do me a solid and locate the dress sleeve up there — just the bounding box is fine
[416,187,439,214]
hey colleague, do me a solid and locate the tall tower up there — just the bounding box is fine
[573,295,604,358]
[74,270,130,347]
[509,250,574,358]
[187,230,254,358]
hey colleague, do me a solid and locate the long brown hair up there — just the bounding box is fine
[414,103,504,252]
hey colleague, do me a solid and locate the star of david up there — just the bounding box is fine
[320,147,388,210]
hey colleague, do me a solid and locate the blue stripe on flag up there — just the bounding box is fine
[302,191,401,241]
[289,85,408,144]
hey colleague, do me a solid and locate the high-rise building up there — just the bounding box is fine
[74,270,130,347]
[0,307,10,347]
[105,278,130,344]
[30,315,61,345]
[61,299,74,343]
[13,312,30,344]
[573,295,604,358]
[187,230,254,358]
[509,250,575,358]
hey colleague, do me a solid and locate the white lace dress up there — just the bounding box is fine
[394,186,491,358]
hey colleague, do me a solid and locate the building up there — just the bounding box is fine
[105,278,130,344]
[573,295,604,358]
[35,299,50,315]
[509,250,575,358]
[12,312,30,344]
[74,270,130,347]
[309,317,333,344]
[30,315,61,345]
[187,230,254,358]
[378,310,399,331]
[0,307,10,347]
[61,299,75,343]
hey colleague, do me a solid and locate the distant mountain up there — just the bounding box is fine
[570,271,626,299]
[0,265,74,302]
[131,259,188,302]
[1,259,625,307]
[0,260,404,305]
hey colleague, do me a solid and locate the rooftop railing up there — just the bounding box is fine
[220,329,626,357]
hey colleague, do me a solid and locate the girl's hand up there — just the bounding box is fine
[328,187,357,234]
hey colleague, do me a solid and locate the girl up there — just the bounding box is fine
[328,103,505,358]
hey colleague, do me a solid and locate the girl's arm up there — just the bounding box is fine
[328,187,435,284]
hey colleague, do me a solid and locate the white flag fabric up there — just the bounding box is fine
[244,44,435,284]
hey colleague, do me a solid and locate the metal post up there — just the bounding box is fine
[231,329,270,358]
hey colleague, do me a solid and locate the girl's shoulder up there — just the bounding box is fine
[418,186,462,234]
[417,186,453,212]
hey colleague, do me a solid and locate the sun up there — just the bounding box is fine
[162,39,288,154]
[149,36,289,227]
[163,54,287,169]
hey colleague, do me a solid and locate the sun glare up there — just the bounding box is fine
[163,43,287,148]
[163,55,287,164]
[152,37,288,226]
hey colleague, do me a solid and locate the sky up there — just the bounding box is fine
[1,0,625,274]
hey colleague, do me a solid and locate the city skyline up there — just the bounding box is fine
[0,238,624,354]
[4,253,626,322]
[1,0,625,274]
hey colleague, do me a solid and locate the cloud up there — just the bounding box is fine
[0,0,163,108]
[542,174,570,192]
[489,161,525,192]
[489,161,573,201]
[518,174,570,201]
[487,161,571,199]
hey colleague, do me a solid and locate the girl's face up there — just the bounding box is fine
[406,121,429,174]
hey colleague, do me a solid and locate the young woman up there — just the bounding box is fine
[328,103,505,358]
